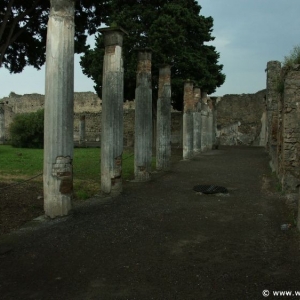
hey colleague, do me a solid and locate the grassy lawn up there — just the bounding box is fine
[0,145,156,200]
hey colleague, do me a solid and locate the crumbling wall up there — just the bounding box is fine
[277,65,300,191]
[216,90,266,146]
[0,92,181,147]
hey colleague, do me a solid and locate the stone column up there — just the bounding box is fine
[44,0,75,218]
[100,27,127,194]
[156,65,171,171]
[193,87,201,154]
[79,115,86,146]
[207,98,214,150]
[211,98,218,149]
[266,61,281,172]
[183,81,194,159]
[134,49,152,181]
[0,103,4,144]
[201,91,209,151]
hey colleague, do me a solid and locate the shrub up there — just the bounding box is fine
[9,109,44,148]
[283,45,300,68]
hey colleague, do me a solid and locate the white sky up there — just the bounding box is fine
[0,0,299,98]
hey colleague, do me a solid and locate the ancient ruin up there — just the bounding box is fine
[134,50,152,181]
[2,53,300,227]
[0,102,4,145]
[100,27,127,194]
[193,87,202,154]
[200,91,209,152]
[264,60,300,230]
[43,0,75,218]
[156,65,172,171]
[79,115,86,146]
[183,81,194,159]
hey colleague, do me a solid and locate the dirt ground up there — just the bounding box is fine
[1,146,300,300]
[0,181,44,235]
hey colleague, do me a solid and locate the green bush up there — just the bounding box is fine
[9,109,44,148]
[283,45,300,68]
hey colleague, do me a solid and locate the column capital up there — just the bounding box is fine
[50,0,75,18]
[100,27,128,47]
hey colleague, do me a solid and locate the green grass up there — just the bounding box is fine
[0,146,43,176]
[0,145,156,200]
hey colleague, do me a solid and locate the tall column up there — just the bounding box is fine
[211,98,218,149]
[156,65,171,171]
[183,81,194,159]
[207,98,214,150]
[44,0,75,218]
[134,49,152,181]
[79,115,86,146]
[0,103,4,144]
[201,91,209,151]
[100,27,127,194]
[193,87,201,154]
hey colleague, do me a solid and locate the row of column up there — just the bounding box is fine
[182,81,215,160]
[15,2,215,218]
[43,13,174,218]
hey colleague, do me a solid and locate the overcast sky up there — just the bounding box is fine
[0,0,299,98]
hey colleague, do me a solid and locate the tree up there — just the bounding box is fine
[0,0,110,73]
[80,0,225,110]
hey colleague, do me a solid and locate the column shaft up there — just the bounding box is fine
[183,81,194,159]
[100,27,127,194]
[156,65,171,170]
[79,115,86,145]
[193,87,201,154]
[43,0,75,218]
[134,50,152,181]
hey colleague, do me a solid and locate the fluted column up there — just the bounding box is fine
[100,27,128,194]
[43,0,75,218]
[193,87,201,154]
[183,81,194,159]
[201,91,209,151]
[79,115,86,146]
[134,49,152,181]
[207,98,214,150]
[156,65,171,171]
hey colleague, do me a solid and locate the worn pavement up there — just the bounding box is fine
[1,146,300,300]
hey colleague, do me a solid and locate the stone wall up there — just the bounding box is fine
[216,90,266,146]
[275,65,300,191]
[0,92,182,147]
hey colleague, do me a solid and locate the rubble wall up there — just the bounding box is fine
[278,65,300,191]
[0,92,182,147]
[216,90,266,146]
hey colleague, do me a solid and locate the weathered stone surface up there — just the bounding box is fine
[216,90,266,146]
[134,50,152,181]
[1,92,182,148]
[266,61,281,172]
[183,81,194,159]
[79,115,86,145]
[278,67,300,191]
[0,103,4,144]
[156,65,171,171]
[43,0,75,218]
[100,27,127,194]
[193,87,201,154]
